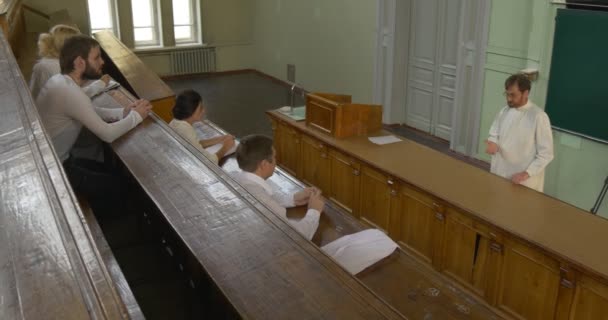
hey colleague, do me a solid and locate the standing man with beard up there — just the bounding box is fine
[485,73,554,192]
[37,35,152,213]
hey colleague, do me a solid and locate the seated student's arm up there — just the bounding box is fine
[213,136,235,159]
[199,135,228,148]
[93,104,125,122]
[65,95,150,143]
[82,75,111,98]
[268,192,321,241]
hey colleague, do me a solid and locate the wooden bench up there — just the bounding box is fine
[0,28,132,320]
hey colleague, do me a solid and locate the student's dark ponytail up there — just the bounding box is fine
[172,89,203,120]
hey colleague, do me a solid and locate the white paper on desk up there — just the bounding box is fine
[205,140,239,157]
[368,135,402,145]
[321,229,398,275]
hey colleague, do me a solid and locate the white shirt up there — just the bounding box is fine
[487,101,554,192]
[37,74,142,162]
[168,119,219,164]
[232,171,320,240]
[29,57,107,100]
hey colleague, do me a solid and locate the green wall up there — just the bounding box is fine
[251,0,378,103]
[477,0,608,217]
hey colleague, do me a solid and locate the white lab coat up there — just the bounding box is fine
[232,171,320,240]
[487,101,554,192]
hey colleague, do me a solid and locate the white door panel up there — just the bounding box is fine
[406,0,462,140]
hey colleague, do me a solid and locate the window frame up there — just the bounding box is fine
[87,0,120,37]
[132,0,162,48]
[173,0,201,45]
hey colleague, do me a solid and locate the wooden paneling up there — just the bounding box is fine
[567,275,608,320]
[267,109,608,285]
[300,134,330,193]
[328,149,361,215]
[493,238,561,319]
[359,165,393,231]
[276,120,301,177]
[268,109,608,319]
[389,183,444,267]
[441,207,491,296]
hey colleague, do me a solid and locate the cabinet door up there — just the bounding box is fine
[300,135,330,193]
[566,275,608,320]
[441,207,490,296]
[328,149,360,216]
[359,166,393,231]
[389,183,443,266]
[492,238,561,320]
[277,123,301,177]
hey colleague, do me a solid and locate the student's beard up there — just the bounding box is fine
[82,62,102,80]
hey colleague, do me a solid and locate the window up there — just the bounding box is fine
[132,0,161,47]
[87,0,117,35]
[173,0,200,44]
[87,0,203,48]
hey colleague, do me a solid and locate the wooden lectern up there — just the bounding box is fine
[305,93,382,138]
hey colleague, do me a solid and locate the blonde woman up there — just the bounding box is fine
[30,24,109,99]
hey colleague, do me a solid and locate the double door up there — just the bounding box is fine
[405,0,462,141]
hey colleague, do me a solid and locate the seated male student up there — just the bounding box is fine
[36,35,152,213]
[233,135,398,274]
[233,135,325,240]
[169,89,235,165]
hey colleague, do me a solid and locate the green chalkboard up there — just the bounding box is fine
[546,9,608,143]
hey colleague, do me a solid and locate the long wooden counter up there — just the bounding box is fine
[268,109,608,320]
[0,30,133,319]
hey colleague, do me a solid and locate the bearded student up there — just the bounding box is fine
[36,35,152,213]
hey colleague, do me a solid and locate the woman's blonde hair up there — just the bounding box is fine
[37,24,81,58]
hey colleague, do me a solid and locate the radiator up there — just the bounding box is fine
[170,47,216,75]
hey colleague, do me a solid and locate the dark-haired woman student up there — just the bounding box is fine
[169,89,235,165]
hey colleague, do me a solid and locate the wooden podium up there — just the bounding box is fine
[305,93,382,138]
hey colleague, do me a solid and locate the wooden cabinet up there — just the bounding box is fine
[558,274,608,320]
[267,111,608,320]
[328,149,361,216]
[488,238,561,319]
[275,121,301,177]
[440,207,491,297]
[359,165,393,231]
[300,135,331,193]
[389,183,444,267]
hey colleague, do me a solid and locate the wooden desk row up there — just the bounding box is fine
[267,110,608,320]
[0,30,135,319]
